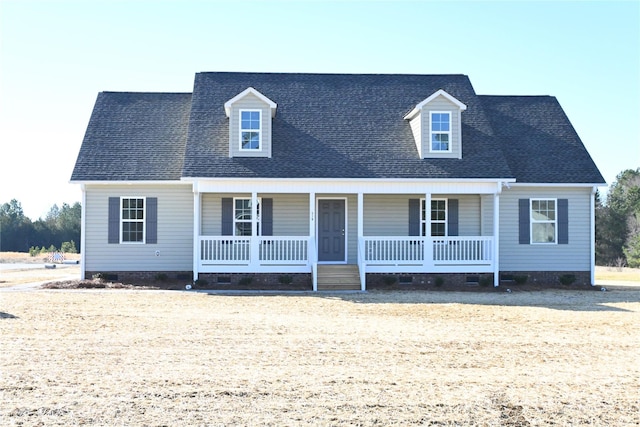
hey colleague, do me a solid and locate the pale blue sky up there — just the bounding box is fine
[1,0,638,219]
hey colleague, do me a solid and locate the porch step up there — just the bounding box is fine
[317,265,361,291]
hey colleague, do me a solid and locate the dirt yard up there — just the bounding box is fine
[1,285,638,425]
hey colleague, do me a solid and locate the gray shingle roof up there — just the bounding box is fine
[480,95,605,184]
[70,92,192,181]
[70,72,605,184]
[182,72,514,179]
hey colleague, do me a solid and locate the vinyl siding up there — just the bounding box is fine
[228,93,272,158]
[201,193,309,236]
[480,195,494,236]
[499,187,592,271]
[421,95,461,159]
[408,115,422,157]
[84,184,193,272]
[363,194,482,236]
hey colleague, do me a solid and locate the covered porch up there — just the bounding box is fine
[190,179,508,290]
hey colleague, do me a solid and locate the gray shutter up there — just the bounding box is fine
[108,197,120,244]
[408,199,420,236]
[146,197,157,244]
[519,199,530,244]
[558,198,568,244]
[261,198,273,236]
[221,198,233,236]
[448,199,459,236]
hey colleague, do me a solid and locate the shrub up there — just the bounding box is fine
[61,241,77,254]
[559,274,577,286]
[29,246,40,257]
[278,275,293,285]
[435,276,444,287]
[239,276,253,286]
[382,275,397,285]
[514,275,528,285]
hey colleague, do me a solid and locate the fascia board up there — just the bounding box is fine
[224,87,277,117]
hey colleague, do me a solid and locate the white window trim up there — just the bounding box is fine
[239,109,262,151]
[421,198,448,237]
[429,111,452,153]
[120,196,145,244]
[233,197,261,236]
[530,198,557,245]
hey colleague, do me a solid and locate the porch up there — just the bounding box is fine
[191,180,504,290]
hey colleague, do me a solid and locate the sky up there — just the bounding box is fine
[1,0,638,220]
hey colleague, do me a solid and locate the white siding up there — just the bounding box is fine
[229,93,272,158]
[408,115,422,157]
[480,195,494,236]
[499,187,592,271]
[84,184,193,272]
[420,95,461,159]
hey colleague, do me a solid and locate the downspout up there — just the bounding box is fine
[80,184,86,280]
[591,186,596,286]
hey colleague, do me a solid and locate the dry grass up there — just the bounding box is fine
[595,265,640,283]
[1,288,639,426]
[0,252,80,288]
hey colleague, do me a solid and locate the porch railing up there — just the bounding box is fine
[363,236,493,265]
[200,236,310,266]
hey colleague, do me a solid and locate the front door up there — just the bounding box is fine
[318,199,346,262]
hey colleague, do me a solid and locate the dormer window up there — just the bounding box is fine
[430,112,451,152]
[240,110,261,150]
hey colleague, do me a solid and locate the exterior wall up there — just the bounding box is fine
[408,115,422,157]
[363,194,483,236]
[201,193,309,236]
[480,194,494,236]
[420,95,461,159]
[84,184,193,272]
[499,186,592,271]
[228,93,272,158]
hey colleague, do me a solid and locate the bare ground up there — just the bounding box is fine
[1,286,639,426]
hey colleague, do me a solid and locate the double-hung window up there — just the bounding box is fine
[234,198,261,236]
[240,110,261,150]
[531,199,556,244]
[121,197,145,243]
[421,199,447,237]
[430,112,451,152]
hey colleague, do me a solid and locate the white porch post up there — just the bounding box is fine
[251,192,259,268]
[357,192,365,291]
[424,193,432,268]
[193,189,201,282]
[309,192,317,291]
[493,185,501,287]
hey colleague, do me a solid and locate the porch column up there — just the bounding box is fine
[357,192,365,291]
[590,186,596,286]
[251,192,259,268]
[80,184,86,280]
[309,192,317,292]
[193,189,201,281]
[493,188,500,287]
[424,193,432,267]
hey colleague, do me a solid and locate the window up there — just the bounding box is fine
[430,112,451,152]
[234,198,261,236]
[531,199,556,243]
[421,199,447,236]
[240,110,261,150]
[121,197,145,243]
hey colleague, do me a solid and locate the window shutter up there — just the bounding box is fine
[408,199,420,236]
[221,198,233,236]
[558,198,568,244]
[448,199,459,236]
[108,197,120,244]
[518,199,530,244]
[146,197,157,244]
[262,198,273,236]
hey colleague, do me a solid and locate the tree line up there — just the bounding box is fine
[0,199,81,253]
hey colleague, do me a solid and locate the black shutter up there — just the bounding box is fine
[448,199,459,236]
[519,199,530,244]
[108,197,120,244]
[146,197,157,244]
[262,198,273,236]
[409,199,420,236]
[221,198,233,236]
[558,199,568,244]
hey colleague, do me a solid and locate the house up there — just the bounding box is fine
[70,72,605,290]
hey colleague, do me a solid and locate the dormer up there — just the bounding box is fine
[224,87,277,158]
[404,89,467,159]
